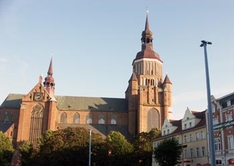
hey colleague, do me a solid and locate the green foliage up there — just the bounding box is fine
[154,137,183,166]
[18,141,33,166]
[24,127,106,166]
[132,128,161,166]
[19,127,162,166]
[0,131,14,166]
[107,131,133,155]
[106,131,133,166]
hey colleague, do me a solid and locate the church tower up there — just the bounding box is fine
[43,58,57,130]
[44,58,55,98]
[126,13,172,135]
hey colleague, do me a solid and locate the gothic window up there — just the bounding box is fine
[29,104,44,147]
[98,114,105,124]
[111,114,117,124]
[86,113,92,124]
[73,113,80,124]
[60,112,67,123]
[147,108,159,132]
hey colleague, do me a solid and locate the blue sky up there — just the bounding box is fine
[0,0,233,119]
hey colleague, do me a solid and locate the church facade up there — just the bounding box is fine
[0,14,172,147]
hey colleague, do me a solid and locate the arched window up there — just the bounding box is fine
[151,79,154,86]
[111,114,117,124]
[98,114,105,124]
[73,113,80,124]
[60,112,67,123]
[29,104,44,146]
[86,113,92,124]
[147,108,160,132]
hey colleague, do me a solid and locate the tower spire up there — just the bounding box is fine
[141,10,153,50]
[43,58,55,97]
[47,58,53,76]
[145,10,150,32]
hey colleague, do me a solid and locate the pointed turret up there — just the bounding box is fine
[43,58,55,97]
[129,72,138,82]
[163,75,172,84]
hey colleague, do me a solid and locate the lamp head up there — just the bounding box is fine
[200,40,212,47]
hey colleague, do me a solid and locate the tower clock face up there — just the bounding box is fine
[33,92,43,101]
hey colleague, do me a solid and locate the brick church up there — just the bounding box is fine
[0,14,172,147]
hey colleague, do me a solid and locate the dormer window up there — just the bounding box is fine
[167,129,170,134]
[184,123,187,129]
[187,117,189,120]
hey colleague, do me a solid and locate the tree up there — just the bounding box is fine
[106,131,133,166]
[18,141,34,166]
[132,128,161,166]
[154,137,183,166]
[0,131,14,166]
[25,127,105,166]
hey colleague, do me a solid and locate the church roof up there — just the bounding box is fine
[0,94,128,112]
[0,122,13,133]
[56,96,128,112]
[58,124,131,139]
[0,94,23,109]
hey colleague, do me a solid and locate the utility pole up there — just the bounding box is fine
[200,40,216,166]
[89,129,92,166]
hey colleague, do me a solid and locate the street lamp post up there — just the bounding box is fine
[200,40,216,166]
[89,129,92,166]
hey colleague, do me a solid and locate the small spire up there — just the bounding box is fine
[47,58,53,76]
[145,10,150,31]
